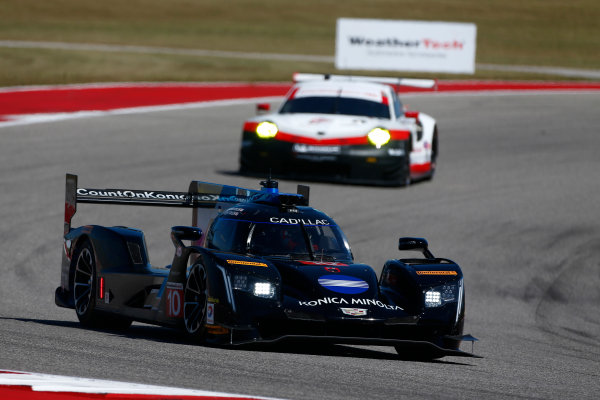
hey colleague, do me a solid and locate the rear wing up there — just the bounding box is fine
[64,174,309,236]
[292,72,437,90]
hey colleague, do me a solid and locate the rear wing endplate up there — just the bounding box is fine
[292,73,437,90]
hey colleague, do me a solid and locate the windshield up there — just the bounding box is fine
[280,96,390,119]
[207,218,353,261]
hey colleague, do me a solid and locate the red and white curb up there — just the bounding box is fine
[0,81,599,129]
[0,370,284,400]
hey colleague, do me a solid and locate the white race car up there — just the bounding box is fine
[239,73,438,186]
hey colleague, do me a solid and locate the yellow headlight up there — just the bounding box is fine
[367,128,391,149]
[256,121,278,139]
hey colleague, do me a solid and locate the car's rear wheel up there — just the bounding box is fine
[184,263,208,340]
[72,239,131,330]
[399,139,412,186]
[72,241,97,325]
[425,128,438,181]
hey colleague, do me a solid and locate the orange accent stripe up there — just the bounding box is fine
[227,259,268,267]
[206,325,230,334]
[416,270,457,276]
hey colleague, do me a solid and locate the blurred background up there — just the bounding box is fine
[1,0,599,86]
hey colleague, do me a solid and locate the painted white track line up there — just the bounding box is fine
[0,369,285,399]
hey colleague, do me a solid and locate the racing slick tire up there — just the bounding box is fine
[424,128,438,181]
[71,239,132,330]
[402,152,411,186]
[399,139,411,186]
[183,263,209,341]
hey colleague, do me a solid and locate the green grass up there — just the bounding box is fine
[0,0,598,86]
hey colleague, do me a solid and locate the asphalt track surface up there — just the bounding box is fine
[1,91,599,399]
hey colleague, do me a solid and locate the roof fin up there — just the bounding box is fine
[260,172,279,194]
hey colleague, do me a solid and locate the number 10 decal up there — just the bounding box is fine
[166,282,184,318]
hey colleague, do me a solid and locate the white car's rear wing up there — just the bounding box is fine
[292,73,437,89]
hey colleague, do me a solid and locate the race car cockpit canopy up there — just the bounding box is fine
[205,202,353,262]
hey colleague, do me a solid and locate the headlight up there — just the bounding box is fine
[253,282,275,298]
[256,121,278,139]
[233,274,276,299]
[367,128,391,149]
[424,283,459,308]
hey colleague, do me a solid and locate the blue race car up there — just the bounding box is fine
[56,174,476,359]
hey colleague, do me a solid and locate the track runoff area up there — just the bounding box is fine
[1,80,600,128]
[0,79,598,399]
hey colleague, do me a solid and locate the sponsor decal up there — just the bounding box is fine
[227,259,268,268]
[347,37,464,50]
[224,207,246,216]
[325,267,341,273]
[318,275,369,294]
[387,148,405,157]
[206,325,229,334]
[299,297,350,306]
[298,296,403,311]
[207,296,220,304]
[269,217,329,225]
[298,261,348,266]
[165,282,183,318]
[340,307,367,316]
[76,188,250,204]
[293,143,341,154]
[77,188,187,200]
[416,270,458,276]
[206,303,215,324]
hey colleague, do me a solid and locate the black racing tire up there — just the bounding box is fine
[400,139,412,186]
[183,263,208,340]
[71,239,132,330]
[425,128,438,181]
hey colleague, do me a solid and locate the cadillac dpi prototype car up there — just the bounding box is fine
[239,73,439,186]
[56,174,477,359]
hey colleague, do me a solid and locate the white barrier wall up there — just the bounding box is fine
[335,18,477,74]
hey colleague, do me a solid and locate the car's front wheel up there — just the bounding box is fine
[184,263,208,340]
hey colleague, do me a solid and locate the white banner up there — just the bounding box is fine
[336,18,477,74]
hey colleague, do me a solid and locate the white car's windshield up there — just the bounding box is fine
[280,96,390,119]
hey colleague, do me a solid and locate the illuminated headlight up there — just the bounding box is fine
[233,275,276,299]
[367,128,391,149]
[424,283,459,308]
[256,121,278,139]
[253,282,275,298]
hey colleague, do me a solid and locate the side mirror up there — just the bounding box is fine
[256,103,271,114]
[404,111,419,119]
[171,226,203,249]
[398,237,434,259]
